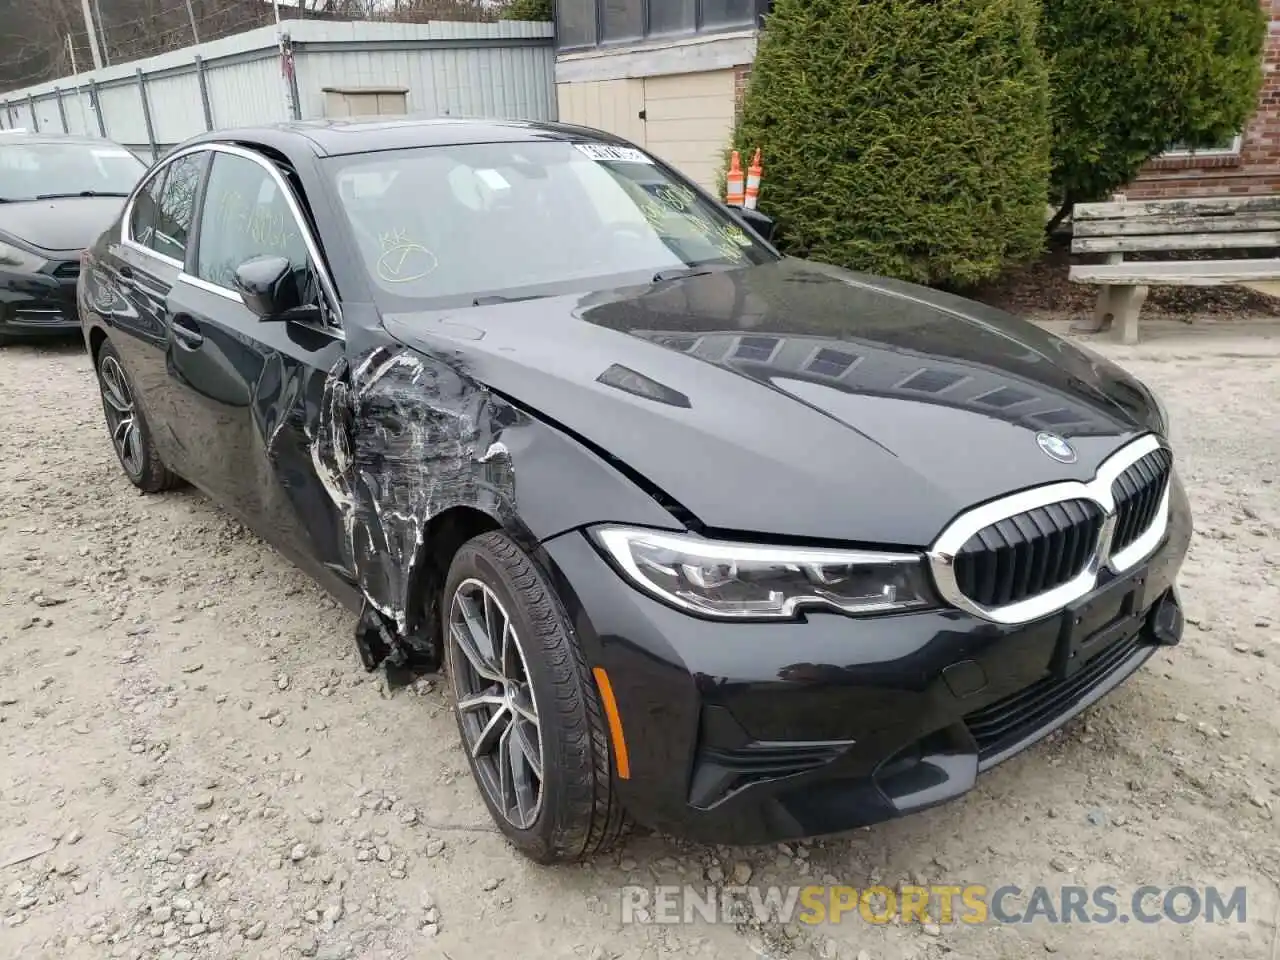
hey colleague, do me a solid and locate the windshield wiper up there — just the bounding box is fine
[35,190,131,200]
[472,294,548,306]
[652,267,715,283]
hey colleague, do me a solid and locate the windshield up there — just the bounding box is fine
[327,140,777,307]
[0,140,146,202]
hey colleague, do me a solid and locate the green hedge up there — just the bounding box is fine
[1044,0,1266,207]
[501,0,552,20]
[734,0,1051,287]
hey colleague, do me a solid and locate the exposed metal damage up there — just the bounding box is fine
[310,344,516,671]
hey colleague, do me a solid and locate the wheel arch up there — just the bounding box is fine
[404,503,507,650]
[87,324,109,366]
[322,343,683,664]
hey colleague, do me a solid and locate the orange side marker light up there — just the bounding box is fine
[592,667,631,780]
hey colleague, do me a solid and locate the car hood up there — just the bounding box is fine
[381,258,1161,547]
[0,196,126,254]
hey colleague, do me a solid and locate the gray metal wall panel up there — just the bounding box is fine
[33,96,62,132]
[143,69,208,144]
[204,56,292,129]
[60,90,96,135]
[97,82,149,144]
[293,45,553,121]
[1,19,555,140]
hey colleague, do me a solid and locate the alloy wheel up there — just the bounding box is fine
[99,355,143,477]
[447,578,545,829]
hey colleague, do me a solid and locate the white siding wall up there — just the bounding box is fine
[555,68,737,192]
[556,79,646,145]
[642,70,734,192]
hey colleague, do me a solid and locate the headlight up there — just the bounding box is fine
[0,241,44,271]
[593,526,935,620]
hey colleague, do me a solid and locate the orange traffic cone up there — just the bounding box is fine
[725,151,745,206]
[744,148,763,210]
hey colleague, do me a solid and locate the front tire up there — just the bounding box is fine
[95,339,181,493]
[443,531,629,863]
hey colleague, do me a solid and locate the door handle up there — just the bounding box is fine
[171,315,204,350]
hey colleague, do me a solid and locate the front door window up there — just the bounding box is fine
[196,152,312,300]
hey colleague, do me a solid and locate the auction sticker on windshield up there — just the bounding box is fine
[575,143,653,164]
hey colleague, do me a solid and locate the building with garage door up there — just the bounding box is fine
[553,0,768,192]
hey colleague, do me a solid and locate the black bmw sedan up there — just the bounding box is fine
[78,118,1190,864]
[1,133,146,343]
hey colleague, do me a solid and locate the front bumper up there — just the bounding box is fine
[538,473,1192,846]
[0,262,82,337]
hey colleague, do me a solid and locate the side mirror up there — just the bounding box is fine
[233,255,317,322]
[726,204,776,243]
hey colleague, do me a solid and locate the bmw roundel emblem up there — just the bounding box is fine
[1036,432,1077,464]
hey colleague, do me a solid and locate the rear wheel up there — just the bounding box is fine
[95,340,182,493]
[443,531,629,863]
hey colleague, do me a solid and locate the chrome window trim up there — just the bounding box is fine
[121,141,343,331]
[927,434,1170,625]
[121,237,183,269]
[178,272,240,301]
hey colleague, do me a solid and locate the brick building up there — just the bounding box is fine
[1129,0,1280,199]
[552,0,1280,202]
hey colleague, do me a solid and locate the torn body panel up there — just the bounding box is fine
[309,335,684,669]
[350,346,518,635]
[311,345,516,655]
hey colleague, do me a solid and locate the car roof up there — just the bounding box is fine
[181,116,633,159]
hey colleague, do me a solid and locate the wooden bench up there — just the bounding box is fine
[1068,194,1280,344]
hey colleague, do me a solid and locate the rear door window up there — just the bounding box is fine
[128,168,167,250]
[150,153,207,263]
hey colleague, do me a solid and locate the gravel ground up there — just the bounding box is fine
[1,324,1278,960]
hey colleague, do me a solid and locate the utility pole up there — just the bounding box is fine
[184,0,201,44]
[79,0,104,70]
[66,36,91,132]
[91,0,111,65]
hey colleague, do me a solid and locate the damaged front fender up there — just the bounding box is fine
[311,340,682,667]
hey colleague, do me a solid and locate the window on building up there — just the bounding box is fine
[733,335,780,362]
[805,347,858,378]
[701,0,756,29]
[601,0,643,41]
[556,0,765,49]
[557,0,596,47]
[1163,132,1243,158]
[649,0,695,35]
